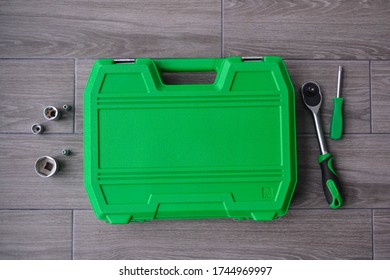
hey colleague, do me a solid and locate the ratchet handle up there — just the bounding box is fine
[318,153,343,209]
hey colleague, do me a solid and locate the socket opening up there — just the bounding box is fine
[35,156,58,177]
[31,124,43,134]
[63,104,71,111]
[43,106,61,121]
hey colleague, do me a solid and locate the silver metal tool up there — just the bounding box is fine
[35,156,59,178]
[301,82,327,154]
[62,104,71,111]
[301,81,343,209]
[337,65,342,98]
[31,123,44,134]
[43,106,61,121]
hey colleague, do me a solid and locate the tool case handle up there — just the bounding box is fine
[153,58,224,73]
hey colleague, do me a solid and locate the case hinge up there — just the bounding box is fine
[241,56,263,62]
[113,58,136,64]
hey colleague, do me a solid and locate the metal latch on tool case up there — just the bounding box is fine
[113,58,136,64]
[241,56,263,62]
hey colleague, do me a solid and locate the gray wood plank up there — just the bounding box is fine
[0,210,72,259]
[0,0,221,58]
[75,59,94,133]
[0,134,90,209]
[293,134,390,208]
[0,59,74,133]
[74,209,372,259]
[373,209,390,260]
[161,72,217,85]
[372,61,390,133]
[224,0,390,59]
[286,60,370,134]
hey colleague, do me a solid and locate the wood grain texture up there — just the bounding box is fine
[0,59,74,133]
[224,0,390,59]
[286,60,370,134]
[372,61,390,133]
[0,134,90,209]
[74,209,372,259]
[2,0,390,261]
[161,72,217,85]
[75,59,94,133]
[373,210,390,260]
[0,0,221,58]
[293,134,390,208]
[0,210,72,260]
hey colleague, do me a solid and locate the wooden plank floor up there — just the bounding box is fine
[0,0,389,259]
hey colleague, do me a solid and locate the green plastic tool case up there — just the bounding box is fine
[84,56,297,224]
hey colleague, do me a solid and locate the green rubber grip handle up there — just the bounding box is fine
[330,97,344,140]
[318,153,343,209]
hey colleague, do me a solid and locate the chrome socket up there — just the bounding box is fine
[34,156,59,178]
[31,124,44,134]
[43,106,61,121]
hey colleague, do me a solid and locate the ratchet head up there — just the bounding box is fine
[301,81,322,114]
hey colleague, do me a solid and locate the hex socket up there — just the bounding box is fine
[34,156,59,178]
[43,106,61,121]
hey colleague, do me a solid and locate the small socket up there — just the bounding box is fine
[62,104,71,111]
[62,149,70,156]
[34,156,58,178]
[31,124,44,134]
[43,106,61,121]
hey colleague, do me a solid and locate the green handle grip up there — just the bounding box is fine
[330,97,344,140]
[318,153,343,209]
